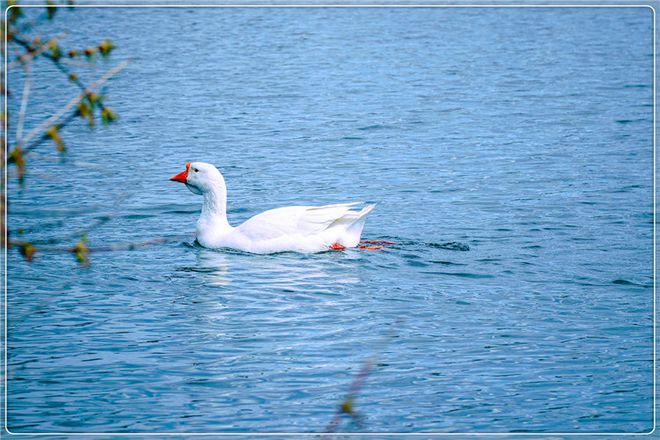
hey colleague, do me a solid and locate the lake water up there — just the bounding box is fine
[6,6,654,434]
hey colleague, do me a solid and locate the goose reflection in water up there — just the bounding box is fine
[189,248,364,290]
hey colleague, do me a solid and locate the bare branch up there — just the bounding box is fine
[19,59,130,148]
[14,47,32,142]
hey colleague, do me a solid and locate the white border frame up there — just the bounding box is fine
[2,3,656,436]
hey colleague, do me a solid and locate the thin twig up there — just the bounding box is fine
[14,47,32,142]
[12,8,58,36]
[11,184,133,245]
[9,235,190,254]
[87,236,188,252]
[23,217,112,245]
[324,318,405,434]
[58,58,95,68]
[24,111,76,152]
[56,191,133,242]
[27,152,116,176]
[19,59,130,148]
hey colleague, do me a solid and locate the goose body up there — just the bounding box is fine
[170,162,376,254]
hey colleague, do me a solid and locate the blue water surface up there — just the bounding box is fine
[6,6,654,433]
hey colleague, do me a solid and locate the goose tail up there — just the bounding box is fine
[334,204,376,247]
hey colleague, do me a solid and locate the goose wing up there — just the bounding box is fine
[236,202,363,241]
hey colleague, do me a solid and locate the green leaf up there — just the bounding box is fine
[9,147,26,182]
[76,101,94,126]
[73,236,90,265]
[19,242,36,262]
[49,40,61,61]
[101,107,117,125]
[85,92,100,106]
[83,47,96,61]
[46,126,66,152]
[98,39,115,57]
[341,399,353,414]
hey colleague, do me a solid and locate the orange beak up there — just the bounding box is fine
[170,162,191,184]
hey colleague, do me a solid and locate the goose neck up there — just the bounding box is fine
[199,184,230,228]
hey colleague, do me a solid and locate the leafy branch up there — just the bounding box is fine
[10,235,190,265]
[2,1,136,263]
[4,1,125,176]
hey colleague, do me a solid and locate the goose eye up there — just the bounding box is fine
[193,168,199,173]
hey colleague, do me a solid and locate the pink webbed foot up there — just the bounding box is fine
[329,242,346,251]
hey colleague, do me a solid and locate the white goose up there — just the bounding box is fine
[170,162,376,254]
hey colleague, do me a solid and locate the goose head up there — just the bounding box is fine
[170,162,225,195]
